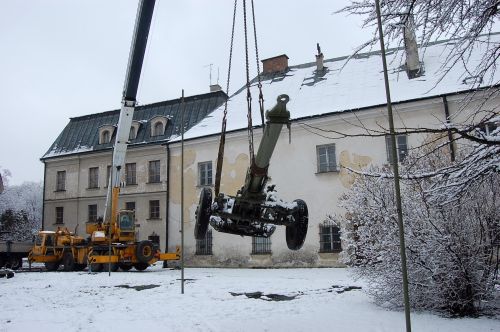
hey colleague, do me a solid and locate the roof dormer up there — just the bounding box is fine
[98,125,116,144]
[150,115,169,137]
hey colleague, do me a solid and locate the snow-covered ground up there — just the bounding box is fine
[0,265,498,332]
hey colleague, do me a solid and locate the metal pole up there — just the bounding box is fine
[181,89,185,294]
[374,1,411,331]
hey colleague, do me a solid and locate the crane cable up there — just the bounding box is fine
[214,0,264,197]
[214,0,238,197]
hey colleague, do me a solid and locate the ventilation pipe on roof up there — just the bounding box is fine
[403,15,423,79]
[315,43,324,72]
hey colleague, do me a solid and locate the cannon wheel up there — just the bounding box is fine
[286,199,309,250]
[194,187,212,240]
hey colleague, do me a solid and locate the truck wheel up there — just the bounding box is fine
[119,263,132,271]
[136,241,154,263]
[102,251,119,272]
[286,199,309,250]
[44,262,60,271]
[62,252,75,272]
[194,187,212,240]
[134,262,148,271]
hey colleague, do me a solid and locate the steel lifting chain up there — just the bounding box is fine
[214,0,238,197]
[251,0,265,130]
[243,0,255,163]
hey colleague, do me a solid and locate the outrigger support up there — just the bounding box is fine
[195,95,309,250]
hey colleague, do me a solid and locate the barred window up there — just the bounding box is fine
[148,160,161,183]
[316,144,337,173]
[149,200,160,219]
[125,163,137,185]
[198,161,212,186]
[125,201,136,211]
[385,135,408,163]
[196,229,213,255]
[252,236,271,254]
[55,207,64,224]
[88,167,99,188]
[56,171,66,191]
[88,204,97,222]
[319,220,342,253]
[148,232,160,245]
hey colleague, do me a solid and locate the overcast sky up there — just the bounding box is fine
[0,0,368,185]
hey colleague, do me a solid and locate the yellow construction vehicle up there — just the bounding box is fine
[30,0,180,272]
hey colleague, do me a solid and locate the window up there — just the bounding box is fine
[125,163,137,185]
[198,161,213,186]
[148,160,161,183]
[125,201,136,211]
[252,236,271,254]
[129,126,136,140]
[88,167,99,189]
[196,229,213,255]
[56,171,66,191]
[316,144,337,173]
[102,130,110,144]
[319,220,342,253]
[88,204,97,222]
[148,232,160,245]
[105,165,112,187]
[386,135,408,163]
[149,200,160,219]
[55,207,64,224]
[153,122,164,136]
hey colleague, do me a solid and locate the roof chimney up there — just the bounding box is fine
[210,84,222,92]
[403,15,423,79]
[261,54,289,74]
[315,43,324,71]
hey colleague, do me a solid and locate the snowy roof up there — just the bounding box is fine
[177,33,500,141]
[42,91,227,160]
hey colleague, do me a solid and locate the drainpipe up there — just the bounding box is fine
[41,161,47,230]
[442,96,456,162]
[163,143,170,268]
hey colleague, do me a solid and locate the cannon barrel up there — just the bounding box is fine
[244,94,290,194]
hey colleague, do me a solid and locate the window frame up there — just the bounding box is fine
[88,204,98,223]
[316,144,337,173]
[88,167,99,189]
[149,200,160,219]
[125,201,136,211]
[56,171,66,191]
[198,161,213,186]
[385,135,408,164]
[148,160,161,183]
[153,121,164,136]
[102,130,110,144]
[251,236,272,255]
[55,207,64,224]
[319,221,342,253]
[125,163,137,185]
[195,229,213,255]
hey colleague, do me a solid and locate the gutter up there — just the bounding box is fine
[41,161,47,230]
[163,143,170,268]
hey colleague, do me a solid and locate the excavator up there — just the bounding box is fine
[29,0,180,272]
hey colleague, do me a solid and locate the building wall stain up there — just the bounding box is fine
[339,151,372,188]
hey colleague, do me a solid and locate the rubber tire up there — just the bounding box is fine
[134,262,149,271]
[9,257,22,270]
[136,241,154,264]
[286,199,309,250]
[119,263,132,271]
[102,251,119,272]
[62,252,75,272]
[44,262,60,271]
[194,187,212,240]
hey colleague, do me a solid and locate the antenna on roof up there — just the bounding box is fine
[217,66,220,85]
[204,63,214,85]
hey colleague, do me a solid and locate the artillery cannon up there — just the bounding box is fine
[195,94,308,250]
